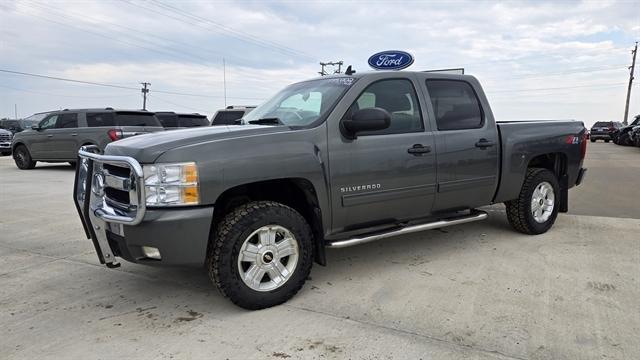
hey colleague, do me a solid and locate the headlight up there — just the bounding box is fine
[143,162,199,206]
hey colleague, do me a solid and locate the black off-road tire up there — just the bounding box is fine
[207,201,313,310]
[505,168,560,235]
[13,145,36,170]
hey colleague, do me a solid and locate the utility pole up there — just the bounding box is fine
[141,82,151,110]
[623,42,637,125]
[223,58,227,108]
[319,61,344,76]
[14,104,17,119]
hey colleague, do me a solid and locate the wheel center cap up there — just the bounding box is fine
[262,251,274,264]
[539,199,544,205]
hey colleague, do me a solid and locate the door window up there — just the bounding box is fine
[348,79,423,135]
[426,80,483,131]
[56,113,78,128]
[39,115,59,130]
[86,113,115,127]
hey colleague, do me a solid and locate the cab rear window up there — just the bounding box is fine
[115,112,161,127]
[212,111,244,125]
[179,115,209,127]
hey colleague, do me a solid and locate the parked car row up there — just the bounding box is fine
[611,115,640,147]
[7,105,257,166]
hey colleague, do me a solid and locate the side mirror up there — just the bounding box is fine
[31,125,40,130]
[341,107,391,139]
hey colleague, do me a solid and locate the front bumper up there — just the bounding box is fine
[74,146,212,267]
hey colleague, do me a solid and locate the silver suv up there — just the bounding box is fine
[11,108,164,169]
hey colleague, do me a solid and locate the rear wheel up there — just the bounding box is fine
[505,168,560,235]
[207,201,313,310]
[605,139,610,143]
[13,145,36,170]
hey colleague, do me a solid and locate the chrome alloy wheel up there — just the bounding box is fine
[237,225,299,292]
[531,181,555,223]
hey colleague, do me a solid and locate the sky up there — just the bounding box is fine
[0,0,639,128]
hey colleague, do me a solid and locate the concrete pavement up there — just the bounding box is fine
[0,145,639,359]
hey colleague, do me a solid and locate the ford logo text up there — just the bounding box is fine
[368,50,414,71]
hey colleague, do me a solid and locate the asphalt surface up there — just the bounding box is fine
[569,142,640,219]
[0,142,639,359]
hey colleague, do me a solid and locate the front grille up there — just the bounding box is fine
[104,163,131,178]
[0,133,12,142]
[101,163,136,211]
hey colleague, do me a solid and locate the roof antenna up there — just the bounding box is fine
[345,65,356,75]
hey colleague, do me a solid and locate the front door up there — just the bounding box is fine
[424,79,499,212]
[30,114,58,159]
[328,77,437,234]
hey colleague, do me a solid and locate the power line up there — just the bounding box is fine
[0,69,139,90]
[0,68,265,100]
[15,2,216,65]
[20,0,245,67]
[0,84,132,98]
[147,0,316,61]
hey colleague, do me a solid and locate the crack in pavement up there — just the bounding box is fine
[284,304,529,360]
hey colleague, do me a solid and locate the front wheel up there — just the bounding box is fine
[208,201,313,310]
[13,145,36,170]
[505,168,560,235]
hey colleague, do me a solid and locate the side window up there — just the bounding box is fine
[56,113,78,128]
[39,115,59,130]
[349,79,423,135]
[426,80,483,131]
[86,113,115,127]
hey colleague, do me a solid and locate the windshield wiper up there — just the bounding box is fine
[248,117,283,125]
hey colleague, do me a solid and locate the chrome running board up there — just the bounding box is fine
[327,210,488,248]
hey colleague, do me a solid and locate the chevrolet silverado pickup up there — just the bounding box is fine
[74,71,588,309]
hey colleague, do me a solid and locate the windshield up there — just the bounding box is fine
[20,120,39,128]
[242,77,355,127]
[24,113,50,122]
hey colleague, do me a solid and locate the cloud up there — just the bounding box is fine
[0,0,638,125]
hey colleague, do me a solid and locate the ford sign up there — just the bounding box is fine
[368,50,414,71]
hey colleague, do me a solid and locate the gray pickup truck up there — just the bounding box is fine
[74,71,587,309]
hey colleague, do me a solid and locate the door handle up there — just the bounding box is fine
[407,144,431,155]
[475,139,495,148]
[47,134,54,138]
[71,133,78,136]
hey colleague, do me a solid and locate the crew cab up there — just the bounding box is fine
[74,71,588,309]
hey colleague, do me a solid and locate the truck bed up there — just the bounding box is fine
[493,120,586,203]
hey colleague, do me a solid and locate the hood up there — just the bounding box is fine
[105,125,288,163]
[0,129,12,135]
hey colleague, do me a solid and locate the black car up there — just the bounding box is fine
[589,121,622,142]
[155,112,210,128]
[211,106,256,125]
[0,116,44,134]
[612,115,640,145]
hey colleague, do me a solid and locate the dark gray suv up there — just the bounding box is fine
[11,108,164,169]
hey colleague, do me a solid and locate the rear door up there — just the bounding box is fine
[328,75,437,233]
[51,112,80,159]
[423,78,499,212]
